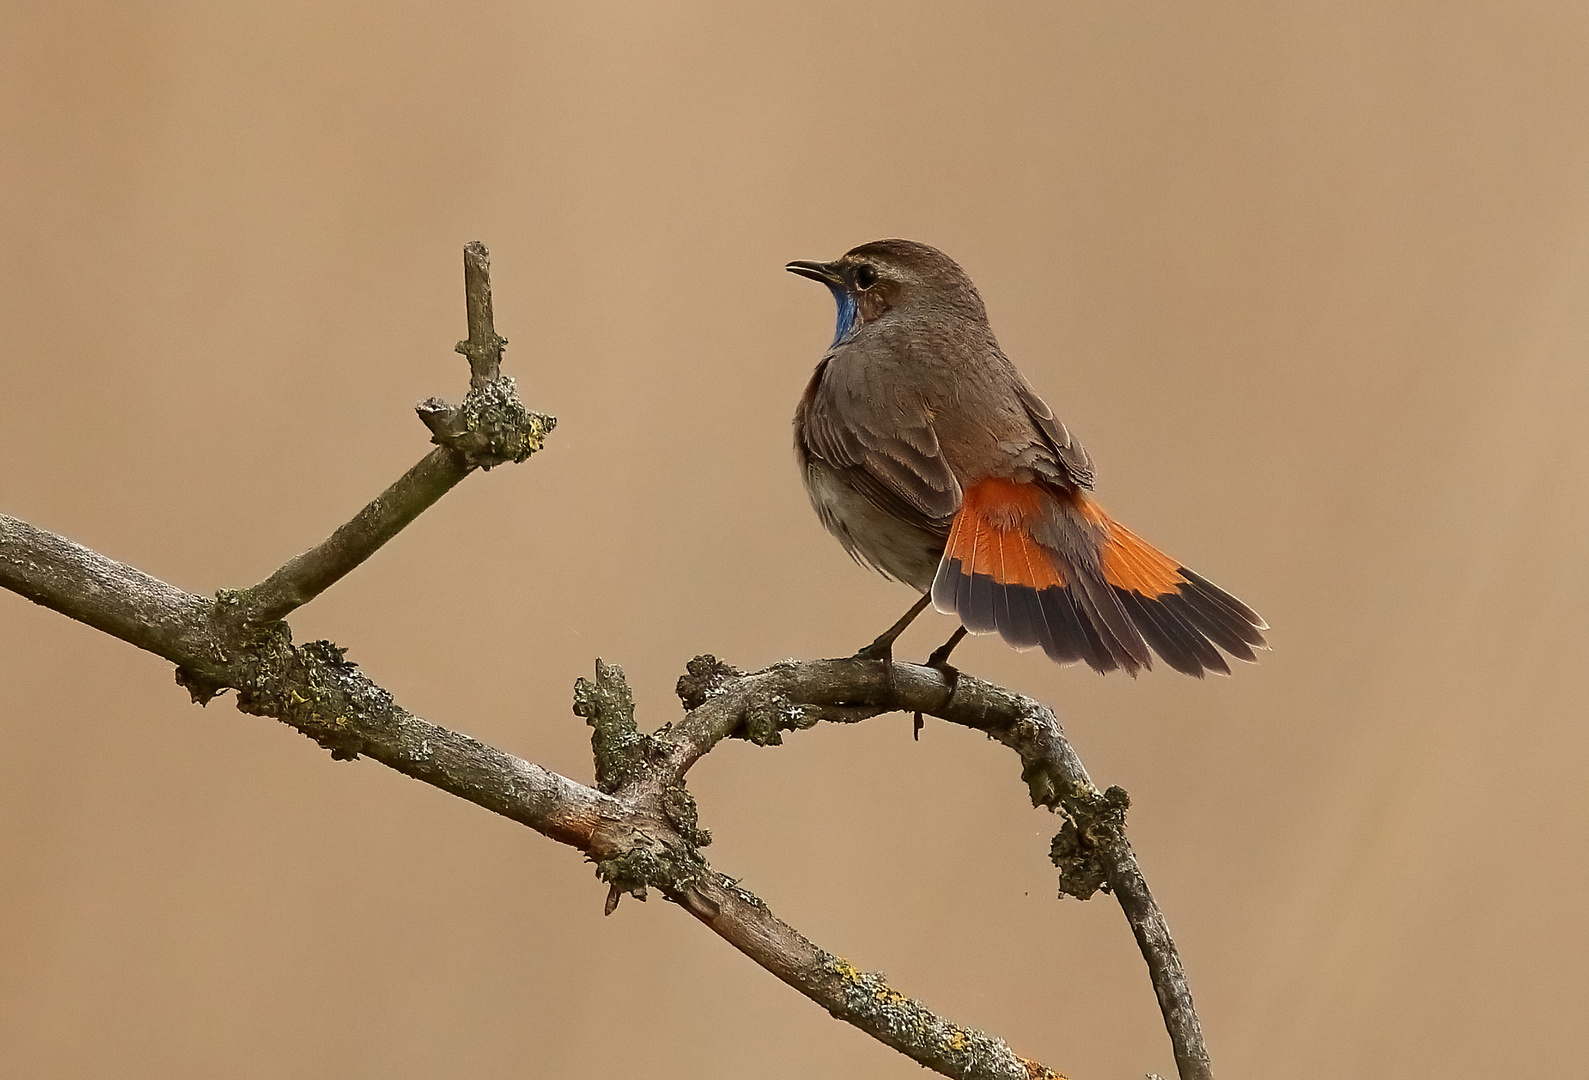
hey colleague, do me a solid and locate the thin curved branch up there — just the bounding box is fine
[672,873,1060,1080]
[668,656,1211,1080]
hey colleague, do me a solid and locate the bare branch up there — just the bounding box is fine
[0,513,224,675]
[0,242,1207,1079]
[232,243,552,627]
[456,240,506,389]
[666,655,1211,1080]
[239,447,471,624]
[1099,841,1210,1080]
[0,509,1064,1080]
[674,873,1062,1080]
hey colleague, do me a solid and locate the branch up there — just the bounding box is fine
[0,512,1064,1080]
[0,513,223,672]
[239,447,470,624]
[0,244,1079,1080]
[456,240,506,389]
[238,243,551,626]
[667,655,1212,1080]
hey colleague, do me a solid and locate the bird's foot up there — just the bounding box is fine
[853,636,895,664]
[851,593,933,702]
[925,626,968,669]
[853,592,932,664]
[853,636,901,702]
[917,626,968,735]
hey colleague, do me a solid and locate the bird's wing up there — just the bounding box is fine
[1013,375,1094,490]
[799,356,962,533]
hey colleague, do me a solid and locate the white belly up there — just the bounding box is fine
[803,463,944,592]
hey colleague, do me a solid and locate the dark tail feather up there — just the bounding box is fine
[932,481,1267,676]
[1068,559,1153,675]
[1165,588,1259,662]
[1037,581,1112,671]
[1181,568,1269,641]
[1119,590,1207,676]
[1075,494,1266,676]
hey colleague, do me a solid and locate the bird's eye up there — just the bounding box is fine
[853,264,878,291]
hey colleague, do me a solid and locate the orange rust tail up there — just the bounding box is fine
[932,480,1267,676]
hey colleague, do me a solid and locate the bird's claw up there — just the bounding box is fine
[851,638,902,703]
[925,626,968,677]
[853,639,893,664]
[924,656,961,698]
[922,625,967,724]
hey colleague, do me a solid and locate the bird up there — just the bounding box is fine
[787,239,1266,677]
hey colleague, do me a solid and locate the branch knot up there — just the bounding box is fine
[416,376,554,470]
[674,653,742,709]
[206,624,396,762]
[574,659,657,794]
[1049,785,1131,901]
[577,660,714,912]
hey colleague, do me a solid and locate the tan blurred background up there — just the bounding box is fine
[3,3,1587,1078]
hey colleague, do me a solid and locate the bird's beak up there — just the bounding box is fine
[785,259,844,286]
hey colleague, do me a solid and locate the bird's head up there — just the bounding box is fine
[786,239,989,347]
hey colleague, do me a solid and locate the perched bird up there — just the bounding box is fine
[788,239,1266,676]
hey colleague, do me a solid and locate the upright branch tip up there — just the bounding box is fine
[457,241,506,389]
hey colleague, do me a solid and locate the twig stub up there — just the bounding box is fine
[456,240,506,389]
[421,243,553,469]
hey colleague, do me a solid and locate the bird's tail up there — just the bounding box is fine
[930,479,1267,676]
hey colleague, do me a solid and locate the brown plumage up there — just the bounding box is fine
[789,239,1266,676]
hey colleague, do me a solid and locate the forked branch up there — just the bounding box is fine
[0,243,1210,1080]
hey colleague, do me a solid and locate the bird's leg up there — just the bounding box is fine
[913,626,969,739]
[925,626,968,669]
[854,593,933,664]
[855,593,932,709]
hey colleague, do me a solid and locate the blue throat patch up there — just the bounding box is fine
[828,286,858,347]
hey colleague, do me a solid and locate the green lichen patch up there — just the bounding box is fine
[741,692,784,745]
[576,659,715,900]
[661,781,712,848]
[573,659,659,794]
[738,692,823,746]
[224,624,396,761]
[1049,785,1130,902]
[594,829,711,903]
[1049,820,1110,901]
[456,377,554,466]
[821,953,1029,1078]
[420,376,555,470]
